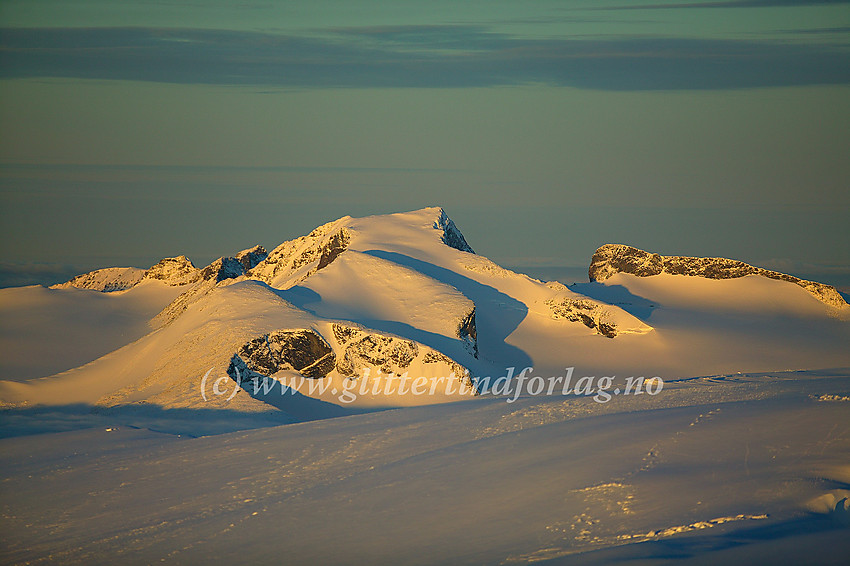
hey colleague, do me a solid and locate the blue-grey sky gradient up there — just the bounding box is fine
[1,0,848,287]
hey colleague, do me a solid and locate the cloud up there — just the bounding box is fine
[782,26,850,34]
[1,25,849,90]
[590,0,850,9]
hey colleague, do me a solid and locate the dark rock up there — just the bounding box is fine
[250,225,349,286]
[267,330,334,372]
[423,351,453,364]
[200,257,245,283]
[435,208,475,254]
[329,323,476,393]
[457,308,479,358]
[588,245,662,281]
[237,336,278,375]
[332,324,360,345]
[236,245,268,271]
[317,230,349,270]
[229,329,336,380]
[292,229,350,272]
[300,353,337,379]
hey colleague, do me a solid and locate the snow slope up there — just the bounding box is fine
[1,369,848,565]
[0,280,186,381]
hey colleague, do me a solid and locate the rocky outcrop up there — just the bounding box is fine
[316,230,349,270]
[236,245,268,272]
[332,324,419,377]
[200,257,244,283]
[589,244,847,308]
[228,329,336,382]
[226,324,477,395]
[545,298,617,338]
[143,256,202,286]
[457,308,479,357]
[331,323,477,392]
[435,208,475,254]
[249,222,351,288]
[198,246,269,283]
[55,256,205,291]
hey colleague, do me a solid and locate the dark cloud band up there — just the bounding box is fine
[1,26,848,90]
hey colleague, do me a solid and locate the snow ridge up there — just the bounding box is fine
[50,267,146,292]
[51,246,269,293]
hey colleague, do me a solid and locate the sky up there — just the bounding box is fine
[1,0,849,288]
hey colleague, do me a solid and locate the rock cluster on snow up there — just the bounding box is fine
[332,324,418,377]
[544,298,618,338]
[228,329,336,382]
[152,246,269,325]
[52,246,269,293]
[226,323,477,393]
[331,323,476,391]
[235,245,269,272]
[195,246,269,284]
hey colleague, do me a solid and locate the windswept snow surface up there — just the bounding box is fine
[1,370,849,565]
[1,207,849,564]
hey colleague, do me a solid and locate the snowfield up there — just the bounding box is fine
[1,207,849,564]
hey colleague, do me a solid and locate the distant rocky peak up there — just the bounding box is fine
[434,208,475,254]
[589,244,847,308]
[589,245,664,282]
[143,255,202,286]
[49,267,146,292]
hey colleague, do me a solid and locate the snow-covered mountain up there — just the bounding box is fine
[3,207,849,418]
